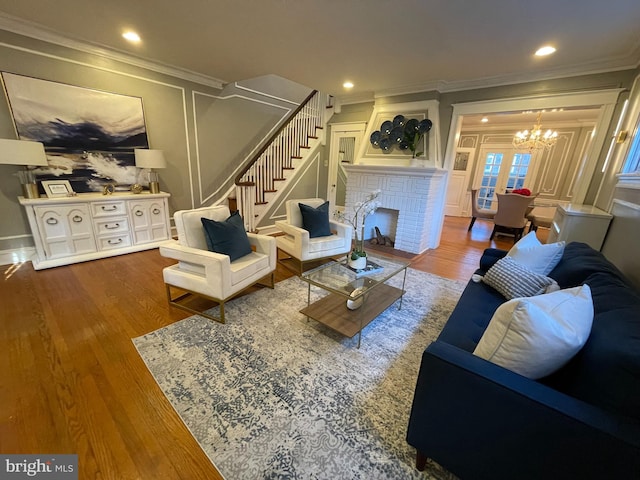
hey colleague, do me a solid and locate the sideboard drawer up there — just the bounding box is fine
[93,216,130,236]
[91,200,127,217]
[97,234,132,251]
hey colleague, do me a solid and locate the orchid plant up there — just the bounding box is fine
[334,190,381,260]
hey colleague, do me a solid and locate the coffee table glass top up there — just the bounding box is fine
[301,254,410,300]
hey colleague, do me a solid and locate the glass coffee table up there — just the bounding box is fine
[300,254,410,348]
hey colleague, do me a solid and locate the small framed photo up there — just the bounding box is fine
[42,180,74,198]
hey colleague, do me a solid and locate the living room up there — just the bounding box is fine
[1,2,640,479]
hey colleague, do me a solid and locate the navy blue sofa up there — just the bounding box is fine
[406,242,640,479]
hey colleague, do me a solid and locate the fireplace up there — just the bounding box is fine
[343,164,447,254]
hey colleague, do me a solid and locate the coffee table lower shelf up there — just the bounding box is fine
[300,283,404,339]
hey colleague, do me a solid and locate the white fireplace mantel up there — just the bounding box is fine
[345,164,446,177]
[343,164,448,254]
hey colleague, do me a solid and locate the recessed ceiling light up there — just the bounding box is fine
[535,45,556,57]
[343,81,354,89]
[122,31,141,43]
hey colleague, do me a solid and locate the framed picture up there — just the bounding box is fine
[42,180,74,198]
[1,72,149,193]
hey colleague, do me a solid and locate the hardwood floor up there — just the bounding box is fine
[0,216,546,479]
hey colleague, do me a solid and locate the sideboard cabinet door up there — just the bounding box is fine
[128,198,170,245]
[34,204,97,259]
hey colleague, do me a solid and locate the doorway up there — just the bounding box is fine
[474,145,539,208]
[443,89,622,207]
[327,123,365,211]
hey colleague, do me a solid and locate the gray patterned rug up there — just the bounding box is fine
[133,268,466,479]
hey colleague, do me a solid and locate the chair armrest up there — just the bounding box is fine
[275,220,310,252]
[159,240,230,282]
[328,220,353,239]
[275,220,309,238]
[407,341,640,479]
[247,233,277,270]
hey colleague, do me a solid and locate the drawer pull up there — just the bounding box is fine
[135,210,144,216]
[101,205,118,211]
[105,223,120,230]
[152,208,161,215]
[72,215,83,223]
[108,238,123,245]
[46,217,59,225]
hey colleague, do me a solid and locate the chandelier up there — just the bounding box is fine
[513,112,558,151]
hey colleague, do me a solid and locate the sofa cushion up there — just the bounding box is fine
[548,242,629,288]
[542,271,640,420]
[473,285,594,379]
[507,231,565,275]
[437,279,506,352]
[478,248,508,272]
[482,256,558,299]
[201,211,252,262]
[299,201,332,238]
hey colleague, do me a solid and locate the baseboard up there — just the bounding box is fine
[0,247,36,266]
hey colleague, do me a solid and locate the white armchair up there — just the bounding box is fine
[160,205,276,323]
[275,198,353,274]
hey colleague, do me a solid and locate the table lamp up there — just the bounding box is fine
[0,138,48,198]
[134,148,166,194]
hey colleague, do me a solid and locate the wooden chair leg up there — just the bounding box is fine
[468,216,477,231]
[416,450,427,471]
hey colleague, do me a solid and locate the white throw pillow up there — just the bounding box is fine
[473,285,594,379]
[507,231,565,275]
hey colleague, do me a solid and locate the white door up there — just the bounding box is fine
[445,147,475,216]
[328,124,365,212]
[473,145,540,209]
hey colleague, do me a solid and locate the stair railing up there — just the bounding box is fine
[234,90,327,231]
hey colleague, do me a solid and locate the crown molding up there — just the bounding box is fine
[341,52,640,104]
[0,13,226,89]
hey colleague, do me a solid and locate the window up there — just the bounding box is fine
[622,115,640,173]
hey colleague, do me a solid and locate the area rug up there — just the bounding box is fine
[133,268,466,479]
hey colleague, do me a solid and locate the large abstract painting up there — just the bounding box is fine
[1,72,149,192]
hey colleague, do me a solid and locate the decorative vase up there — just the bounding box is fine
[349,255,367,270]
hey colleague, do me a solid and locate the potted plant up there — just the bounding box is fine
[335,190,381,269]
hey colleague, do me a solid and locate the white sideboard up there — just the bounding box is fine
[547,203,612,251]
[19,191,171,270]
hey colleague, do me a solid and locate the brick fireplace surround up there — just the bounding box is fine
[343,165,447,255]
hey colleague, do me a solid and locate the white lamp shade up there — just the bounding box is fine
[0,139,48,166]
[134,149,166,169]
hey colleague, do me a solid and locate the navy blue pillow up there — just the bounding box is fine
[298,201,331,238]
[201,211,252,262]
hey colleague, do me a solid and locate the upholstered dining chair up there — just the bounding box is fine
[160,205,276,323]
[490,193,536,242]
[275,198,353,274]
[527,206,556,232]
[468,188,497,231]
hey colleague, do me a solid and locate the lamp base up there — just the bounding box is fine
[149,181,160,194]
[22,183,40,199]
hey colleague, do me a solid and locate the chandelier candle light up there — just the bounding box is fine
[335,190,381,269]
[513,112,558,152]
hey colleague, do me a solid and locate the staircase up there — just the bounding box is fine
[234,90,332,231]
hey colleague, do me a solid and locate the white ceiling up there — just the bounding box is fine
[1,0,640,101]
